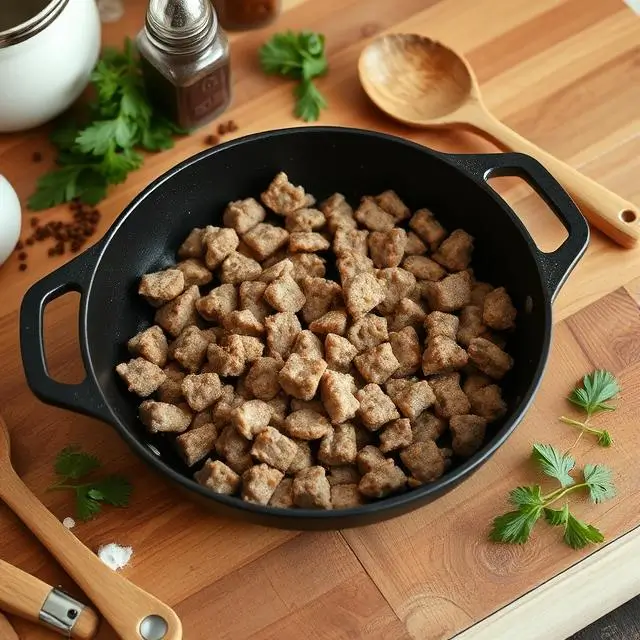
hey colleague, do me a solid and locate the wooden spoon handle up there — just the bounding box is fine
[0,471,182,640]
[468,109,640,248]
[0,611,19,640]
[0,559,99,639]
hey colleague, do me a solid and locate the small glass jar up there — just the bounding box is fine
[137,0,232,130]
[212,0,281,31]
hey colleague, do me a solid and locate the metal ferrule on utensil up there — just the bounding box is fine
[40,588,85,636]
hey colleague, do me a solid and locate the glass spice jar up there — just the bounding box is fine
[137,0,232,130]
[212,0,281,31]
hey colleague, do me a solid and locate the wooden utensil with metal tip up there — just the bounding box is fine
[358,33,640,248]
[0,558,99,638]
[0,611,19,640]
[0,416,182,640]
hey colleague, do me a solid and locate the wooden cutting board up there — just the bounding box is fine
[0,0,638,638]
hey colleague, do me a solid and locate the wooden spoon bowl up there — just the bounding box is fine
[358,33,640,248]
[359,34,474,125]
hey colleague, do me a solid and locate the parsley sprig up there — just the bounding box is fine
[490,444,615,549]
[29,39,186,210]
[49,446,132,521]
[259,31,328,122]
[559,370,620,447]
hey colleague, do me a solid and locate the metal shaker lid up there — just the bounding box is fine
[145,0,217,55]
[0,0,68,48]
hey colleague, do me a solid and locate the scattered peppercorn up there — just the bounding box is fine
[204,134,220,146]
[14,202,102,262]
[217,122,228,136]
[228,119,238,132]
[18,263,27,271]
[32,151,43,163]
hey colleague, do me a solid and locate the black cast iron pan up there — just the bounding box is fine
[20,127,589,529]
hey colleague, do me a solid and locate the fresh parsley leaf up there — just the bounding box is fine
[75,168,110,205]
[294,79,327,122]
[544,504,569,526]
[490,505,543,544]
[29,40,186,209]
[260,30,328,121]
[509,485,545,508]
[531,444,575,487]
[583,464,616,504]
[76,118,135,156]
[260,31,305,77]
[101,147,143,184]
[54,446,100,480]
[50,119,83,151]
[563,513,604,550]
[569,370,620,418]
[28,167,84,210]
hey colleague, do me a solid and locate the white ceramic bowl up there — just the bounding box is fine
[0,0,101,133]
[0,176,22,266]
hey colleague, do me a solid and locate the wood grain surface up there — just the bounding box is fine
[0,0,638,638]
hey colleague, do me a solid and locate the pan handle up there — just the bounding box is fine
[20,244,110,423]
[450,152,590,301]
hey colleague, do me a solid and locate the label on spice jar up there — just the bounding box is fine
[179,66,231,129]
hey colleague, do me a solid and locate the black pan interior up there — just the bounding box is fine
[85,128,549,509]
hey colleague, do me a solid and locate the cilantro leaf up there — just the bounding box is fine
[544,504,570,526]
[50,447,132,522]
[92,475,132,507]
[490,505,543,544]
[75,486,102,521]
[583,464,616,504]
[294,79,327,122]
[597,430,613,447]
[509,485,545,508]
[563,513,604,550]
[531,444,575,487]
[54,446,101,480]
[569,370,620,418]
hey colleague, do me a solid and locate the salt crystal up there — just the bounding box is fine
[97,543,133,571]
[62,517,76,529]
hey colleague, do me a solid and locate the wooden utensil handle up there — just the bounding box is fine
[0,611,19,640]
[469,109,640,248]
[0,559,99,639]
[0,472,182,640]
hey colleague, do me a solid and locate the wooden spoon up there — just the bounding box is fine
[0,416,182,640]
[358,33,640,248]
[0,611,19,640]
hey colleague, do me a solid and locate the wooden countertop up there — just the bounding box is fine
[0,0,639,638]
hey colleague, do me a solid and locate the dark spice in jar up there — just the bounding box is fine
[212,0,281,31]
[137,0,232,130]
